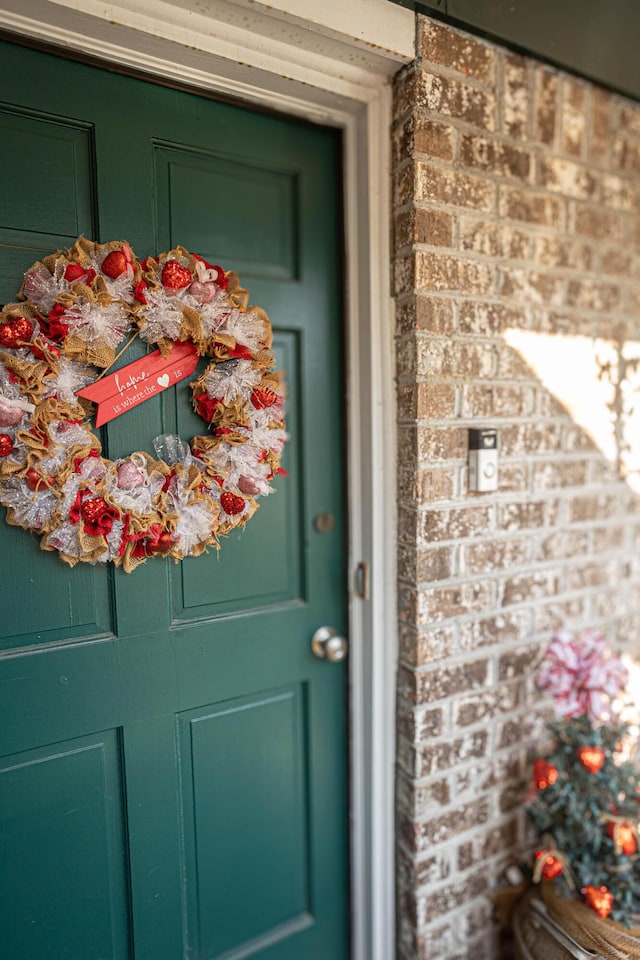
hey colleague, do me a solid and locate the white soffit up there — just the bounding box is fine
[0,0,415,115]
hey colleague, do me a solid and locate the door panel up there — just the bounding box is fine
[1,730,132,960]
[154,143,299,281]
[178,686,311,958]
[0,40,347,960]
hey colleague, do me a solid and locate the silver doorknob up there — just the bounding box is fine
[311,626,348,662]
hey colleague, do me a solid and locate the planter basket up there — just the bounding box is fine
[513,884,640,960]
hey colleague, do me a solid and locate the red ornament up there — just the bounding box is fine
[80,497,107,524]
[102,250,129,279]
[582,885,613,919]
[221,492,245,515]
[79,497,118,537]
[533,759,558,790]
[161,260,192,290]
[578,746,605,774]
[0,316,33,348]
[0,434,14,457]
[25,468,51,492]
[251,387,279,409]
[607,821,637,855]
[535,851,563,880]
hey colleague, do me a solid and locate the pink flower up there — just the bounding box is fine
[537,628,628,722]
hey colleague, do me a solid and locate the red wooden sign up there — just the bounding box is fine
[77,341,200,426]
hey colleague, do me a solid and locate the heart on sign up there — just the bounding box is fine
[157,374,170,388]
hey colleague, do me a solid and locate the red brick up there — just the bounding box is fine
[417,580,495,623]
[415,545,456,584]
[566,278,622,312]
[414,730,489,778]
[589,87,612,166]
[500,422,564,455]
[538,156,599,200]
[416,869,489,922]
[454,681,522,727]
[414,116,456,160]
[503,53,530,140]
[417,338,497,378]
[399,624,457,666]
[613,137,640,175]
[499,266,565,306]
[416,467,457,503]
[419,20,496,84]
[420,505,493,542]
[460,538,528,574]
[459,134,532,181]
[459,611,530,651]
[533,529,590,560]
[458,301,527,335]
[534,234,594,271]
[574,203,624,241]
[499,500,559,530]
[499,185,565,227]
[393,114,455,165]
[459,218,533,259]
[415,162,495,211]
[412,799,490,850]
[396,296,456,335]
[461,383,534,417]
[414,71,496,132]
[532,460,589,490]
[501,569,561,606]
[533,67,558,145]
[415,252,495,295]
[561,78,586,157]
[415,425,468,462]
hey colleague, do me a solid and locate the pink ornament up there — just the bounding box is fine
[189,280,217,304]
[82,458,106,480]
[238,476,260,496]
[0,398,25,427]
[116,460,145,489]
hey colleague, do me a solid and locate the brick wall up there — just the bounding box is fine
[393,15,640,960]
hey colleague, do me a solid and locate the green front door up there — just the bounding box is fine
[0,40,348,960]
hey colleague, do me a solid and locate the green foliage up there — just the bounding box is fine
[527,714,640,926]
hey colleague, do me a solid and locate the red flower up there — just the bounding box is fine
[195,394,222,424]
[45,303,70,342]
[134,280,149,304]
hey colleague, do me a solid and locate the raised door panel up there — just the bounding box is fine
[177,685,311,960]
[0,106,96,302]
[154,143,298,280]
[0,103,111,651]
[0,730,132,960]
[171,332,304,619]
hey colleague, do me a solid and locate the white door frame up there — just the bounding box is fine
[0,3,415,957]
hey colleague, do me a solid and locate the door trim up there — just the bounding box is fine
[0,3,415,958]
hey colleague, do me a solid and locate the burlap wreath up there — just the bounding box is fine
[0,238,286,572]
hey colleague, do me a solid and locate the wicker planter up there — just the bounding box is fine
[513,888,601,959]
[513,885,640,960]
